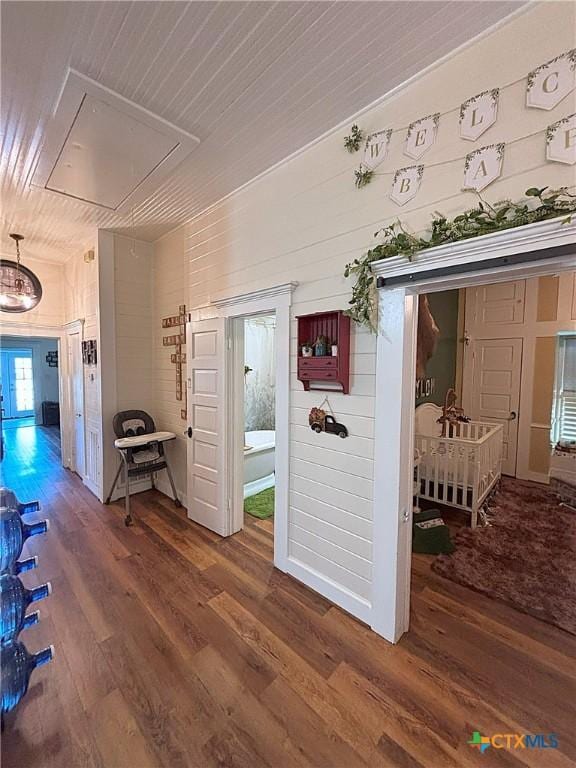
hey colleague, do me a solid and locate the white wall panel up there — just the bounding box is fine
[150,5,576,619]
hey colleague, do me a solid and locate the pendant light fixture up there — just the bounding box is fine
[0,234,43,313]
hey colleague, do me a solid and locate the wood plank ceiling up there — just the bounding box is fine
[0,1,525,263]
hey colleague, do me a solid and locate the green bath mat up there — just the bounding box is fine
[244,487,274,519]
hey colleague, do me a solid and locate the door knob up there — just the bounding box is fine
[507,411,517,421]
[185,426,193,438]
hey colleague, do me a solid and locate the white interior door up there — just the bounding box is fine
[468,279,526,325]
[464,337,522,476]
[69,332,85,476]
[186,317,230,536]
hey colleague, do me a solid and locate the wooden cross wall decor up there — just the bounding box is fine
[162,304,187,420]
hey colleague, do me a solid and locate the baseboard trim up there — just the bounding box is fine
[83,476,101,500]
[244,473,275,499]
[108,477,152,503]
[285,556,372,624]
[154,475,187,509]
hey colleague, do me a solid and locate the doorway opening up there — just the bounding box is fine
[186,282,292,569]
[1,335,62,477]
[408,271,576,638]
[240,314,276,534]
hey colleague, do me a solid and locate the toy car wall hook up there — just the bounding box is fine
[308,403,348,439]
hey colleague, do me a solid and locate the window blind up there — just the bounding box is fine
[557,335,576,442]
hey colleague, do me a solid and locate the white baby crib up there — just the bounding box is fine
[414,403,503,527]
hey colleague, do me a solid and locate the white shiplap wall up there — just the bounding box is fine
[152,4,576,619]
[5,257,65,328]
[152,227,188,502]
[114,235,154,414]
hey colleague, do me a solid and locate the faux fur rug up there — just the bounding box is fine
[432,477,576,635]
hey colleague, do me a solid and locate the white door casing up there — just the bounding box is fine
[206,282,295,571]
[186,317,230,536]
[68,331,86,477]
[370,216,576,644]
[0,318,86,476]
[464,337,522,476]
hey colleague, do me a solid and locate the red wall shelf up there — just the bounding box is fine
[296,310,350,394]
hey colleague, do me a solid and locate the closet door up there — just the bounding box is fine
[467,337,522,476]
[463,281,526,476]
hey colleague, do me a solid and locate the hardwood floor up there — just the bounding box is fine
[2,424,575,767]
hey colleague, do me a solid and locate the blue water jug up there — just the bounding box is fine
[1,640,54,713]
[0,488,40,516]
[0,507,49,574]
[0,575,51,643]
[6,556,38,577]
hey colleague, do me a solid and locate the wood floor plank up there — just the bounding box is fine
[259,676,369,768]
[420,586,576,682]
[328,662,465,768]
[3,424,575,768]
[90,688,159,768]
[208,592,382,764]
[191,644,311,768]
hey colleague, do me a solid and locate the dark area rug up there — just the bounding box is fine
[432,477,576,635]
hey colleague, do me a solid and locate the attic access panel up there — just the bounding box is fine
[32,70,200,213]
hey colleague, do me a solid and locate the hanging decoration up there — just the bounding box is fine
[405,113,439,160]
[81,340,97,365]
[526,49,576,110]
[463,143,504,192]
[546,114,576,165]
[308,398,348,439]
[343,124,364,153]
[459,89,499,141]
[363,129,392,170]
[390,165,424,206]
[162,304,188,420]
[415,377,436,399]
[343,47,576,194]
[354,164,374,188]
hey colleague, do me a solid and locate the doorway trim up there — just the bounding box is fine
[210,282,297,572]
[0,319,85,478]
[64,319,86,477]
[370,216,576,643]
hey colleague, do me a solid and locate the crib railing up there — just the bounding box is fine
[415,421,503,517]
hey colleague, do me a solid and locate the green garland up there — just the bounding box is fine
[344,187,576,331]
[344,124,364,153]
[354,166,374,188]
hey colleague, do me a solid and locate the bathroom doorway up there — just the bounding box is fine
[186,283,292,570]
[238,314,276,534]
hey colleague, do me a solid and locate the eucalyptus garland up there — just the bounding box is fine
[354,165,374,188]
[344,186,576,331]
[344,124,364,153]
